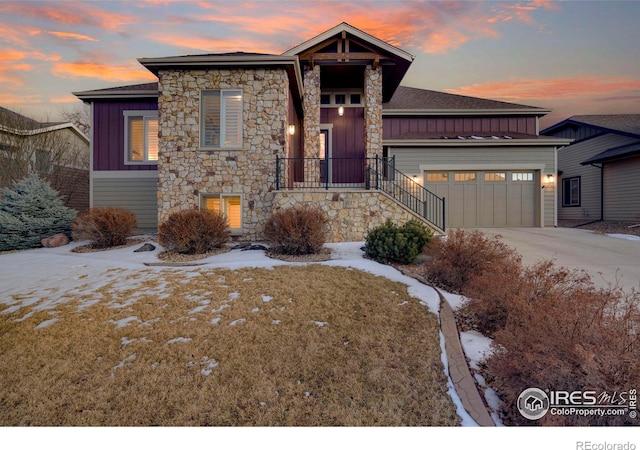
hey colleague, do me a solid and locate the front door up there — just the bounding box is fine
[319,128,332,184]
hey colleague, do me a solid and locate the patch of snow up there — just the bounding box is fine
[167,337,192,344]
[261,294,273,303]
[607,233,640,242]
[111,316,141,328]
[211,304,230,313]
[313,321,327,327]
[111,353,137,378]
[229,318,246,326]
[271,320,281,325]
[441,291,468,310]
[397,300,408,306]
[459,330,493,370]
[228,292,240,300]
[251,307,260,313]
[35,318,59,329]
[210,317,222,325]
[188,305,208,314]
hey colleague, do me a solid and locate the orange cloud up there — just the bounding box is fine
[0,2,137,32]
[52,62,157,82]
[0,49,27,60]
[47,31,98,42]
[146,33,283,54]
[446,76,640,101]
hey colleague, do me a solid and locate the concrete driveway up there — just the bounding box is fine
[476,228,640,291]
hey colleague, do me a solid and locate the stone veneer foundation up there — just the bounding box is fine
[157,68,290,240]
[273,190,429,242]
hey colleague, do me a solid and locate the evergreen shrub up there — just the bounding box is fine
[364,218,432,264]
[0,173,77,251]
[158,209,230,254]
[71,207,137,248]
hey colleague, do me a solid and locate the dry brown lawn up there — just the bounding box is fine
[0,264,459,426]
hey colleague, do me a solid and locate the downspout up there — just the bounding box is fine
[589,163,604,221]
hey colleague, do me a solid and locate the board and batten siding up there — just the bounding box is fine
[603,156,640,222]
[383,116,537,138]
[93,100,158,171]
[92,172,158,229]
[388,145,557,226]
[557,134,639,221]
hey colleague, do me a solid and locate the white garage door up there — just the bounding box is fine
[424,171,537,228]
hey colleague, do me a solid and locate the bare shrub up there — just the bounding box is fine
[423,229,521,293]
[264,205,328,255]
[71,207,137,248]
[158,209,230,255]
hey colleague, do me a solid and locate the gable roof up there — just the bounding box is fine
[282,22,414,63]
[0,106,88,142]
[581,141,640,165]
[283,22,413,102]
[541,114,640,138]
[383,86,550,116]
[73,82,159,101]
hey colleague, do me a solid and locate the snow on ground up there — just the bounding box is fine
[0,239,478,426]
[607,233,640,242]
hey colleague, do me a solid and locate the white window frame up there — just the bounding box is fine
[123,110,158,165]
[201,193,243,234]
[200,89,243,150]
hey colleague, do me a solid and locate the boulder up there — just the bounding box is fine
[41,233,69,248]
[134,243,156,252]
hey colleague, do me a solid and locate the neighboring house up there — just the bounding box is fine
[0,106,90,212]
[542,115,640,223]
[74,22,569,240]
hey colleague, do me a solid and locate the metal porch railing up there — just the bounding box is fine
[275,155,445,231]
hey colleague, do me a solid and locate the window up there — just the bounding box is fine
[485,172,506,182]
[124,111,158,164]
[320,94,331,105]
[334,94,346,105]
[350,94,361,105]
[512,172,534,182]
[454,172,476,182]
[202,194,242,232]
[201,90,243,148]
[562,177,580,207]
[426,172,448,182]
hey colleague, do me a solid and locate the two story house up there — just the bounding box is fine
[74,22,570,241]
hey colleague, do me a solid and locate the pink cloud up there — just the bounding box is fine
[46,31,98,42]
[445,76,640,102]
[52,61,157,82]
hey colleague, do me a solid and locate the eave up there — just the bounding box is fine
[73,88,158,101]
[383,108,551,117]
[384,138,573,147]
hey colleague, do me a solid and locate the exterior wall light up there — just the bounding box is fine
[546,174,555,184]
[288,124,295,136]
[338,105,344,116]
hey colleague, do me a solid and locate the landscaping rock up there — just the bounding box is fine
[41,233,69,248]
[134,243,156,252]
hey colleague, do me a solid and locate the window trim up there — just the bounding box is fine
[562,176,581,207]
[199,89,244,150]
[123,110,158,165]
[201,193,243,234]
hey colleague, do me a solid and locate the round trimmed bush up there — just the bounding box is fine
[264,205,328,255]
[159,209,230,255]
[71,207,137,248]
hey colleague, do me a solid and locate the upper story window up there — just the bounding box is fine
[124,111,158,164]
[200,89,243,149]
[320,91,363,107]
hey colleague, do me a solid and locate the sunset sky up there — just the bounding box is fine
[1,0,639,129]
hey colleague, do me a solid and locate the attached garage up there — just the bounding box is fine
[424,170,538,227]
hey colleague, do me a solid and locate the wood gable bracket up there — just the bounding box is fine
[300,31,389,67]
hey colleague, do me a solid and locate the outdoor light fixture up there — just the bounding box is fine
[546,174,555,184]
[338,105,344,116]
[288,124,295,135]
[412,175,419,183]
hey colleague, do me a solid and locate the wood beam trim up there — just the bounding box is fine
[306,52,391,61]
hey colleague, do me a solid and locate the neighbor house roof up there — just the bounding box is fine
[0,106,88,142]
[383,86,550,116]
[581,141,640,165]
[541,114,640,138]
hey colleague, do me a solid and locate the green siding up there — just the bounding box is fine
[557,134,638,221]
[92,174,158,229]
[603,156,640,222]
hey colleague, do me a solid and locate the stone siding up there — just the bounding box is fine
[364,66,383,159]
[157,68,289,240]
[273,190,429,242]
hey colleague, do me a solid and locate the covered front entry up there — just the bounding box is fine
[424,170,538,227]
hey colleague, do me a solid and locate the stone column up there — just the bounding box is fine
[302,65,321,184]
[364,66,383,159]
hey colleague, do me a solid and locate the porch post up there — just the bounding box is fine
[364,66,383,160]
[303,65,321,184]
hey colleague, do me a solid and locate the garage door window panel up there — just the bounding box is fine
[454,172,476,182]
